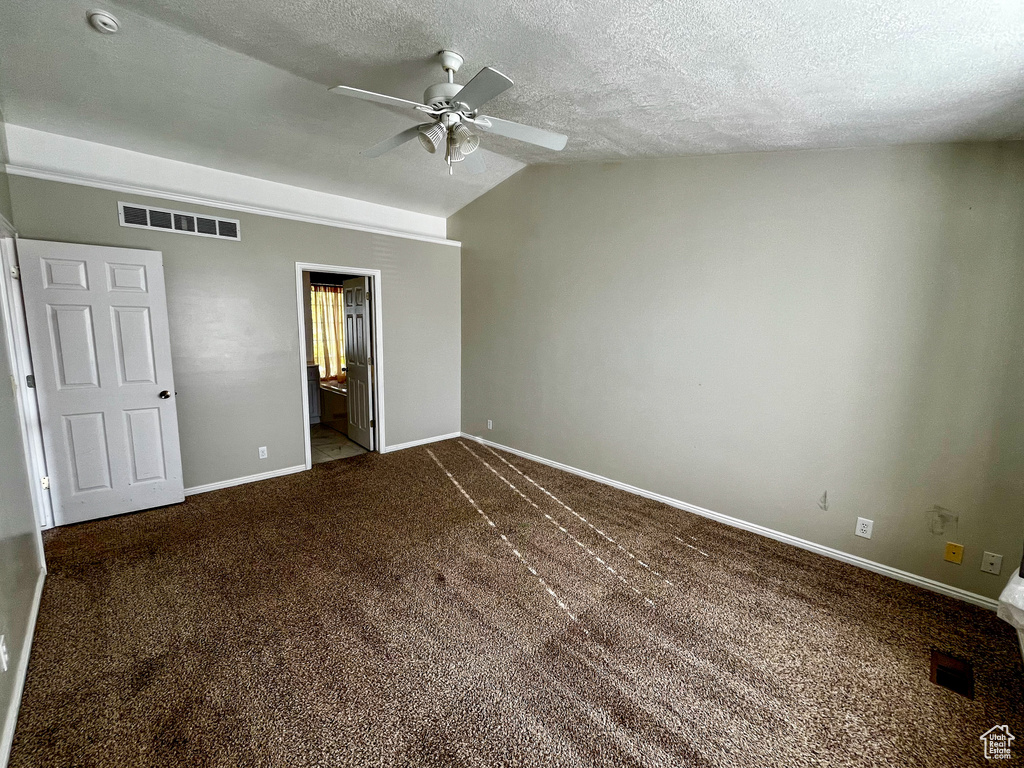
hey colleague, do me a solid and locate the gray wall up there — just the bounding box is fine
[0,285,43,757]
[0,107,44,757]
[8,176,461,489]
[450,143,1024,600]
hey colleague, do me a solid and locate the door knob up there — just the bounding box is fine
[159,390,171,399]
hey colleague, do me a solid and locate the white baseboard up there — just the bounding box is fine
[1,568,45,768]
[184,464,306,496]
[382,432,462,454]
[459,433,1000,611]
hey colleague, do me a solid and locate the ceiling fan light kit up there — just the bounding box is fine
[447,138,465,164]
[417,122,446,153]
[330,49,568,176]
[451,123,480,155]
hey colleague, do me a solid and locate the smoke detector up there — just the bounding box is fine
[86,9,120,34]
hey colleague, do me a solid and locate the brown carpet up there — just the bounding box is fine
[10,439,1024,767]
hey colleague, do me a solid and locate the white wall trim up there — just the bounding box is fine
[184,464,306,497]
[0,211,15,238]
[381,432,462,454]
[0,237,54,533]
[0,568,45,768]
[2,125,457,247]
[460,433,1001,611]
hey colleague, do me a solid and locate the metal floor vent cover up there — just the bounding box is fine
[930,649,975,699]
[118,202,241,241]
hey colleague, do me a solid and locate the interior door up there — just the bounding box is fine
[343,276,374,450]
[18,240,184,525]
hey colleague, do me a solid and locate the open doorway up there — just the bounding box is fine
[295,263,383,468]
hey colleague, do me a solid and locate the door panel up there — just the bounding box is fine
[42,258,89,290]
[19,240,184,525]
[124,408,166,483]
[63,412,112,492]
[111,306,157,384]
[107,263,147,292]
[343,277,374,451]
[48,305,100,388]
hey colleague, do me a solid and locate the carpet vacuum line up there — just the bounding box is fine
[672,535,709,557]
[459,441,656,608]
[426,448,585,629]
[479,443,677,588]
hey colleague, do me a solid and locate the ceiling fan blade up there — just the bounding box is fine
[361,125,427,158]
[461,150,486,175]
[454,67,514,112]
[329,85,431,112]
[474,115,567,151]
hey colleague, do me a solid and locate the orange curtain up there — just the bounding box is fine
[311,285,346,380]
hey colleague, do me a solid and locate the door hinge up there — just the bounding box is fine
[367,356,373,366]
[41,476,50,490]
[26,374,35,388]
[370,419,375,428]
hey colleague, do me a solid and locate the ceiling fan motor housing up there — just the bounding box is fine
[423,82,463,109]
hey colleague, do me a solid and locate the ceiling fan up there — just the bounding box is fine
[329,50,568,175]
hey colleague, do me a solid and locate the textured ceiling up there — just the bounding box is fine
[1,0,1023,218]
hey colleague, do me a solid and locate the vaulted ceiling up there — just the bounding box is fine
[1,0,1023,217]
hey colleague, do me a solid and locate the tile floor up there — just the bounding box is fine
[310,423,367,464]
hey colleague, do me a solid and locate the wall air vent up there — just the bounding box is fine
[118,202,241,241]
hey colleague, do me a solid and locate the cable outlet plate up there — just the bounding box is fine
[855,517,873,539]
[981,551,1003,575]
[944,542,964,564]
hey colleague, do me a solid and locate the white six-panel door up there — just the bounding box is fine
[343,276,374,451]
[18,240,184,525]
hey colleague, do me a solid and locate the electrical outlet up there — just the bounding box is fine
[487,420,492,430]
[944,542,964,565]
[258,446,268,459]
[855,517,873,539]
[0,634,8,673]
[981,551,1003,575]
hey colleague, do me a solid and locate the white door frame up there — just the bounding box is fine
[294,262,385,468]
[0,227,54,544]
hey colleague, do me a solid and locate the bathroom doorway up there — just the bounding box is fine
[295,263,383,468]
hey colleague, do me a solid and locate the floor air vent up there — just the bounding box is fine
[930,649,974,699]
[118,202,241,241]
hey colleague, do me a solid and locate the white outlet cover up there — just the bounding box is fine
[855,517,873,539]
[487,420,492,430]
[981,551,1003,575]
[0,634,8,673]
[258,446,268,459]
